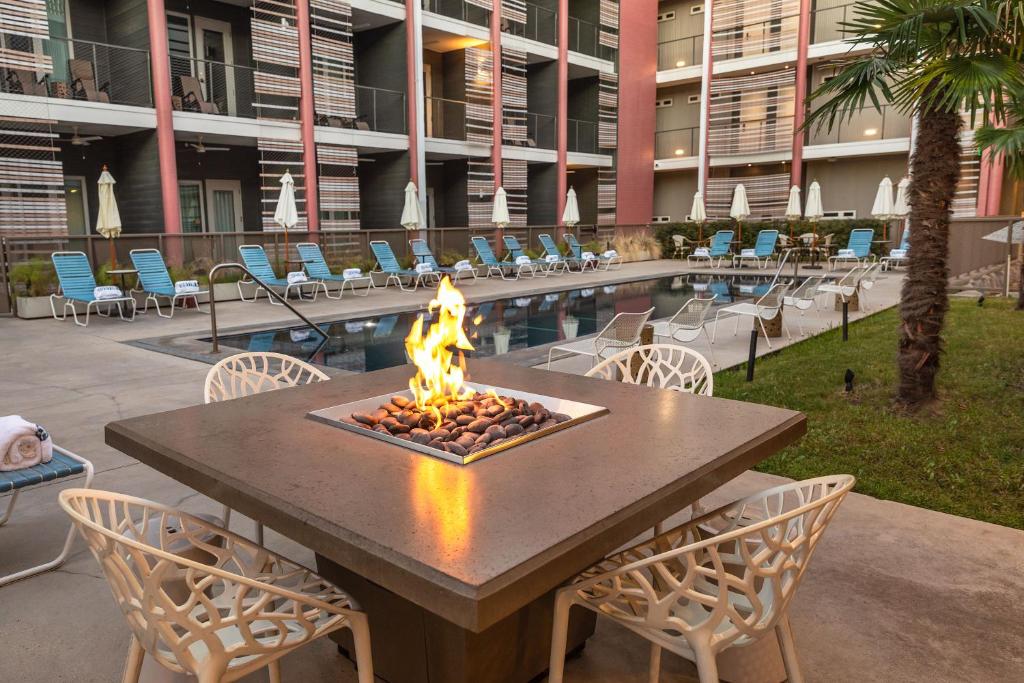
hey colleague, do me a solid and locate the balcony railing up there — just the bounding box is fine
[567,118,597,154]
[425,96,467,140]
[655,126,700,160]
[806,105,912,146]
[707,116,795,156]
[171,58,260,119]
[712,16,800,61]
[526,112,556,149]
[422,0,490,27]
[503,2,558,45]
[657,36,704,71]
[567,16,615,61]
[813,2,860,44]
[316,85,407,134]
[0,35,151,108]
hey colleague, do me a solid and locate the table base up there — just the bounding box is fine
[317,555,597,683]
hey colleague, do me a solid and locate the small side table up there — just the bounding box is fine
[107,268,138,293]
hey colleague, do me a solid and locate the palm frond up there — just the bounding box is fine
[976,101,1024,178]
[804,57,904,133]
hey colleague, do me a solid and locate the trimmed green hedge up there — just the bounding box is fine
[653,218,889,258]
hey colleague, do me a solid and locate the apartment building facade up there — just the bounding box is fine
[0,0,663,242]
[651,0,1017,224]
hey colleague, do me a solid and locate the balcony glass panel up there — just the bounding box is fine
[658,36,704,71]
[503,2,557,45]
[171,58,258,119]
[425,96,467,140]
[806,105,912,146]
[655,126,700,160]
[567,118,597,154]
[422,0,491,28]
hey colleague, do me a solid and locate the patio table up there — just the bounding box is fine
[105,359,805,683]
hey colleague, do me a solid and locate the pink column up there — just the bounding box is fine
[406,0,420,185]
[615,0,657,225]
[145,0,181,262]
[789,0,812,189]
[296,0,320,233]
[977,143,1005,217]
[556,0,568,224]
[490,3,503,187]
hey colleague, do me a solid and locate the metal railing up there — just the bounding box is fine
[657,36,704,71]
[0,34,152,108]
[503,2,558,45]
[567,118,598,154]
[806,105,912,146]
[813,2,861,43]
[425,96,468,140]
[712,16,801,61]
[422,0,490,27]
[171,58,260,119]
[316,84,407,134]
[525,112,556,149]
[568,16,616,60]
[655,126,700,160]
[707,116,796,156]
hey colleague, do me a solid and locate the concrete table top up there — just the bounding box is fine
[106,359,805,632]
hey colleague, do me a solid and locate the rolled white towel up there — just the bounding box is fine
[415,262,434,274]
[286,271,308,284]
[174,280,200,294]
[454,260,473,271]
[345,321,365,333]
[0,415,52,472]
[581,251,597,261]
[693,247,710,258]
[580,288,595,297]
[602,250,618,259]
[515,255,531,265]
[93,285,123,300]
[342,268,364,280]
[889,249,907,259]
[837,248,856,258]
[545,254,560,263]
[290,329,312,343]
[740,248,757,258]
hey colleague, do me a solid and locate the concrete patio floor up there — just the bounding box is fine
[1,259,1021,682]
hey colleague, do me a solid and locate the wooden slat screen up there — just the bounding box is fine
[251,0,300,122]
[598,72,618,150]
[0,0,49,38]
[0,116,66,236]
[468,159,494,228]
[317,143,360,231]
[706,173,791,220]
[501,47,527,144]
[311,0,356,120]
[465,46,493,144]
[501,0,526,26]
[258,138,306,232]
[708,69,795,155]
[599,0,619,50]
[598,168,616,226]
[502,158,527,227]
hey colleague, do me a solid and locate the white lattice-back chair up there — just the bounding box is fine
[547,308,655,370]
[585,344,714,396]
[783,275,826,336]
[204,352,329,544]
[549,475,855,683]
[712,282,793,350]
[652,296,717,366]
[59,489,373,683]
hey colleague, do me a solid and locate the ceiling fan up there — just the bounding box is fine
[64,127,103,146]
[185,137,230,154]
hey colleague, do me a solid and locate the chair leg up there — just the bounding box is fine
[648,642,662,683]
[0,490,18,525]
[693,644,719,683]
[122,636,144,683]
[775,617,805,683]
[547,591,573,683]
[349,614,376,683]
[758,317,773,349]
[256,521,264,546]
[268,659,282,683]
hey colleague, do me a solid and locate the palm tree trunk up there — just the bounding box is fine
[1017,243,1023,310]
[898,102,962,408]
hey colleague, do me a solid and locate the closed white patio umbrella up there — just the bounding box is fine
[872,176,895,241]
[893,177,910,217]
[784,185,802,239]
[805,181,824,266]
[96,165,121,267]
[562,187,580,227]
[689,191,706,240]
[729,183,750,241]
[400,181,425,231]
[492,187,511,228]
[274,170,298,264]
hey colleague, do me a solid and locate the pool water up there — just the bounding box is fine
[213,273,788,373]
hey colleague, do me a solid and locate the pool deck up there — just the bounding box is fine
[1,259,1022,682]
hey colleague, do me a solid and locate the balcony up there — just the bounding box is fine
[567,118,597,154]
[503,2,558,45]
[658,36,704,71]
[170,58,259,119]
[567,16,615,61]
[525,112,556,149]
[0,35,151,108]
[813,1,859,43]
[712,17,800,61]
[707,116,795,156]
[806,105,912,146]
[425,96,467,140]
[655,126,700,160]
[317,85,407,134]
[422,0,490,28]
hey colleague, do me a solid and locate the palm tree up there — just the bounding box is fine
[806,0,1024,409]
[976,98,1024,309]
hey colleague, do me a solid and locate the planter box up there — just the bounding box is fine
[16,296,56,320]
[213,282,242,302]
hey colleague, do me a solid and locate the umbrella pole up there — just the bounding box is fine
[109,238,117,270]
[283,230,289,272]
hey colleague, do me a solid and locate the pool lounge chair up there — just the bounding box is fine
[547,308,655,370]
[538,233,583,272]
[409,238,477,283]
[880,228,910,270]
[129,248,207,317]
[712,281,792,350]
[296,242,371,298]
[829,228,875,269]
[564,233,622,271]
[50,251,136,326]
[687,230,734,268]
[472,236,533,279]
[370,240,440,291]
[238,244,325,304]
[502,235,553,276]
[732,229,779,269]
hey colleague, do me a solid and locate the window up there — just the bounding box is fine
[690,5,705,14]
[823,210,857,219]
[657,11,676,22]
[179,181,205,233]
[63,176,89,236]
[652,216,671,223]
[687,94,700,104]
[167,13,193,96]
[656,98,674,108]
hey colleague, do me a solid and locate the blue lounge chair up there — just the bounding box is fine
[880,227,910,270]
[50,251,136,326]
[296,242,371,298]
[829,228,875,269]
[370,240,440,291]
[686,230,734,268]
[537,233,579,272]
[471,236,533,279]
[409,238,477,283]
[564,233,622,271]
[732,230,779,269]
[238,244,324,304]
[502,235,552,276]
[129,248,208,317]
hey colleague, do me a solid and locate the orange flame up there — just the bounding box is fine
[405,277,475,418]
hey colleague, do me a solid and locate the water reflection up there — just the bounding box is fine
[411,457,473,560]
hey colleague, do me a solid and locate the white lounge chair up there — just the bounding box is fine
[783,275,826,336]
[651,295,717,366]
[712,282,792,349]
[547,308,655,369]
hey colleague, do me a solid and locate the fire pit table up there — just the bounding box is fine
[106,359,805,683]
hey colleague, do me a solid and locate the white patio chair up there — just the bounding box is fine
[818,265,869,310]
[651,296,718,367]
[0,444,93,586]
[712,282,792,350]
[856,263,882,311]
[585,344,714,396]
[546,308,655,370]
[783,275,826,336]
[672,234,687,259]
[59,488,374,683]
[548,474,856,683]
[204,352,329,544]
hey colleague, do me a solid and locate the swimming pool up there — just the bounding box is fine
[213,273,790,373]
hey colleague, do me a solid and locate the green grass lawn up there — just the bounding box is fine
[714,297,1024,529]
